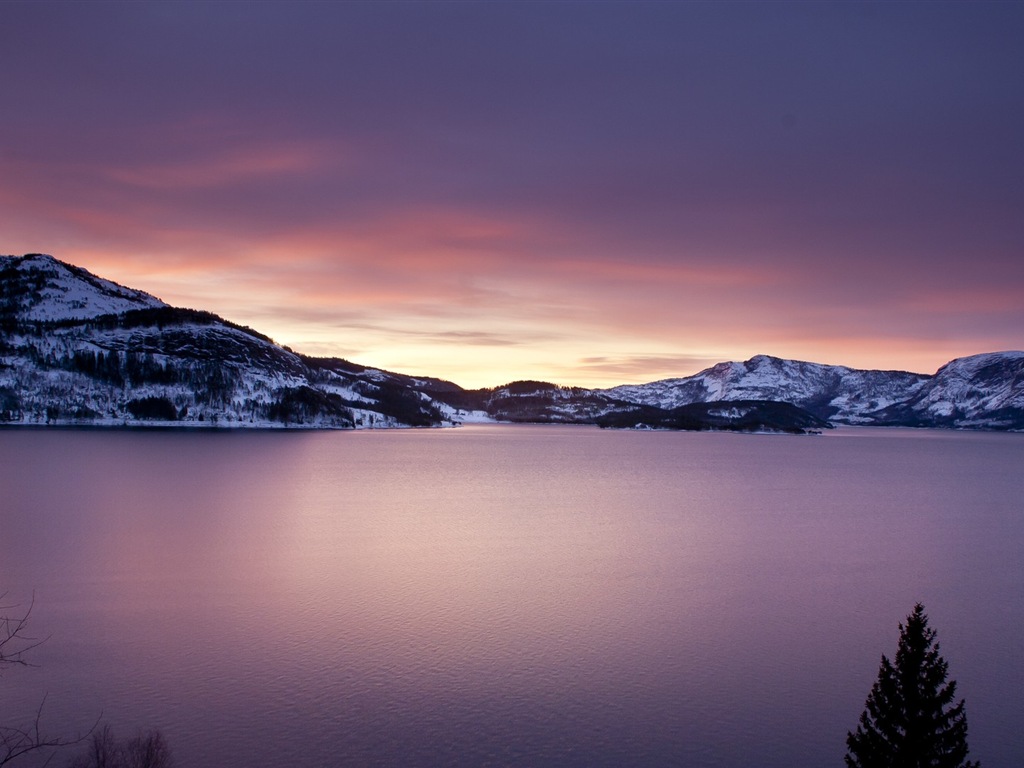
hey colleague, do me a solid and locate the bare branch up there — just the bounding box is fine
[0,593,49,671]
[0,694,95,767]
[1,591,90,766]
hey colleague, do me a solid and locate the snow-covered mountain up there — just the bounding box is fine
[1,254,455,428]
[866,351,1024,430]
[604,355,930,423]
[2,253,1021,431]
[421,351,1023,431]
[600,352,1024,430]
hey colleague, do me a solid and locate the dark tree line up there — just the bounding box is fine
[3,305,272,347]
[57,349,233,393]
[67,727,172,768]
[266,386,355,426]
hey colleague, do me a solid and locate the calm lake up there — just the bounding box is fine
[2,425,1022,767]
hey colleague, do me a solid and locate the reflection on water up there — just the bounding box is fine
[2,425,1022,766]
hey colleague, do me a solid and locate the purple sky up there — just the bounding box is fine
[2,1,1022,387]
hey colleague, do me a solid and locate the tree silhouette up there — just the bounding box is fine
[1,593,90,766]
[846,603,979,768]
[68,725,173,768]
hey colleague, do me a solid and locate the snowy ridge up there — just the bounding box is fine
[894,351,1024,428]
[1,253,166,321]
[601,352,1023,430]
[604,355,930,423]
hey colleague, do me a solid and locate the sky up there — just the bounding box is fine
[1,1,1022,389]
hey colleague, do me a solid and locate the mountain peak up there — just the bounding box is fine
[745,354,782,365]
[934,351,1024,377]
[1,253,166,321]
[14,252,59,266]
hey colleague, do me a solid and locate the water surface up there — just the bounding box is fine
[2,425,1022,766]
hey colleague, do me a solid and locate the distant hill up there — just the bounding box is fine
[594,400,833,434]
[423,352,1024,431]
[2,253,1022,431]
[600,352,1024,431]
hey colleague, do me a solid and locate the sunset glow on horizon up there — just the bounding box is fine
[2,2,1022,389]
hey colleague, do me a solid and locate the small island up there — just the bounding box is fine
[594,399,833,434]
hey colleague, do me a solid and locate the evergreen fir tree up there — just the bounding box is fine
[846,603,979,768]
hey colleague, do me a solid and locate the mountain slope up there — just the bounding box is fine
[867,351,1024,429]
[0,254,451,428]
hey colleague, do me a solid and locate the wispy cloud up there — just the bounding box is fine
[103,144,327,190]
[576,355,725,380]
